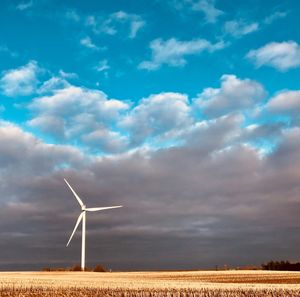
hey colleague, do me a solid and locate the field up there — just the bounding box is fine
[1,270,300,296]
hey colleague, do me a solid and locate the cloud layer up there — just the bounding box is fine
[1,113,300,270]
[247,41,300,71]
[224,20,259,38]
[194,74,266,118]
[0,61,40,97]
[139,38,225,70]
[0,62,291,157]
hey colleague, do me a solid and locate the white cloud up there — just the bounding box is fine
[194,74,266,118]
[82,129,129,153]
[28,85,129,150]
[80,36,99,50]
[0,45,10,54]
[110,11,145,38]
[0,61,40,97]
[129,19,145,39]
[16,0,33,11]
[191,0,223,23]
[58,70,78,79]
[139,38,225,70]
[121,92,192,146]
[38,77,70,94]
[38,70,78,94]
[95,60,110,72]
[28,115,66,139]
[0,45,18,58]
[86,11,145,39]
[30,86,128,118]
[86,15,117,35]
[268,90,300,112]
[267,90,300,124]
[25,73,269,151]
[65,9,80,22]
[28,76,194,150]
[264,11,288,25]
[247,41,300,71]
[224,20,259,38]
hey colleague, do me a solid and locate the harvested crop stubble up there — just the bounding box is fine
[0,287,300,297]
[2,271,300,296]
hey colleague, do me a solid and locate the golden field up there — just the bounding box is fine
[1,270,300,296]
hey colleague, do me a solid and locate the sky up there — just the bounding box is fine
[0,0,300,271]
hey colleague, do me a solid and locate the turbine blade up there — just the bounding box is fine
[64,178,84,207]
[66,212,84,247]
[86,206,123,212]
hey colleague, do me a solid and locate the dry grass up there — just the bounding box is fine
[1,270,300,296]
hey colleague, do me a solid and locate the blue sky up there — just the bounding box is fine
[1,0,300,270]
[1,0,300,154]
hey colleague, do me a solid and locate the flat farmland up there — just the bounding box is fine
[1,270,300,296]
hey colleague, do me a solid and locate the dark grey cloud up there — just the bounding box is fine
[1,117,300,271]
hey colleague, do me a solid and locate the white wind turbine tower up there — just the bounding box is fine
[64,178,122,271]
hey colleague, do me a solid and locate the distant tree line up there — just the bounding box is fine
[262,261,300,271]
[42,264,106,272]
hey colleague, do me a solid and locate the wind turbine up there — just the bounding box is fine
[64,178,122,271]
